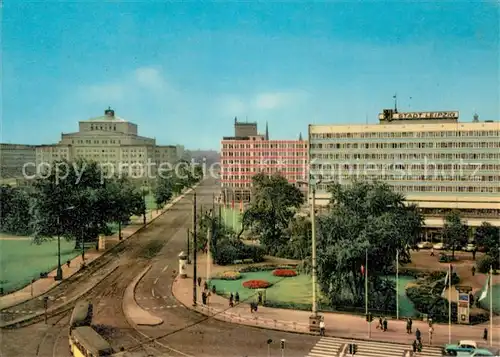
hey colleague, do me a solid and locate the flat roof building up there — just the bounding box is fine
[308,109,500,228]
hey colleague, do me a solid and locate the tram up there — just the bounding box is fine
[70,326,113,357]
[69,300,93,331]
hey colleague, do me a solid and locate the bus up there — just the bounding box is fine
[70,326,113,357]
[70,301,93,331]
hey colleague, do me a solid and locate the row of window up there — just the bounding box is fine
[221,174,306,180]
[223,167,305,173]
[310,141,499,150]
[310,153,500,160]
[420,208,500,217]
[311,163,500,171]
[222,151,306,157]
[309,173,500,182]
[310,130,499,139]
[315,184,500,193]
[222,143,306,149]
[90,124,117,131]
[222,160,307,165]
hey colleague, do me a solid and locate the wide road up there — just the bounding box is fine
[0,178,320,357]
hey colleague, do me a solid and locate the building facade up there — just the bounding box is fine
[35,108,179,181]
[308,110,500,229]
[221,119,307,202]
[0,144,36,178]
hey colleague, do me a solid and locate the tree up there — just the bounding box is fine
[474,222,500,257]
[0,185,33,235]
[442,210,468,259]
[154,176,173,209]
[241,173,304,252]
[316,180,423,311]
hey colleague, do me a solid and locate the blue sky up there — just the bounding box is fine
[3,1,499,150]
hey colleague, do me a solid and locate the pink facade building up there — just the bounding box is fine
[220,118,308,202]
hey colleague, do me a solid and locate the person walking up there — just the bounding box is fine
[409,317,413,333]
[471,265,476,277]
[483,328,488,342]
[383,317,388,332]
[197,276,202,287]
[235,292,240,304]
[229,293,234,308]
[319,317,325,336]
[415,328,421,343]
[430,247,435,256]
[412,340,418,355]
[428,325,434,345]
[406,318,411,334]
[377,317,383,330]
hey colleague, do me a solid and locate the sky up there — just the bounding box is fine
[2,1,499,151]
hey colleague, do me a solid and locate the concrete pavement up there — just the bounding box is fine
[172,258,500,350]
[0,187,196,311]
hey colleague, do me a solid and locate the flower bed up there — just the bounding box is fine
[242,279,271,289]
[216,271,241,280]
[273,269,297,277]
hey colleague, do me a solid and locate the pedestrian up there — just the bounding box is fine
[483,328,488,342]
[229,293,234,307]
[383,318,388,332]
[201,291,207,305]
[416,328,421,343]
[378,317,383,330]
[66,260,70,268]
[406,319,411,334]
[409,317,413,333]
[471,265,476,276]
[250,302,255,313]
[258,292,262,305]
[417,340,422,352]
[319,317,325,336]
[412,340,417,354]
[197,277,202,287]
[430,247,434,256]
[472,249,477,261]
[235,292,240,304]
[428,325,434,345]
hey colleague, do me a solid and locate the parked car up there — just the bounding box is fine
[462,243,476,252]
[469,348,500,356]
[443,340,478,355]
[433,242,445,250]
[417,241,433,249]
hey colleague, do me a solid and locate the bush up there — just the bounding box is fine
[239,264,294,273]
[242,279,271,289]
[212,239,266,266]
[407,286,458,323]
[439,254,456,263]
[272,269,297,277]
[214,271,241,280]
[477,254,499,274]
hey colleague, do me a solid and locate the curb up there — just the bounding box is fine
[0,184,199,311]
[0,266,119,329]
[122,265,163,326]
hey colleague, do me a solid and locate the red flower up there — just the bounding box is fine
[242,280,271,289]
[272,269,297,277]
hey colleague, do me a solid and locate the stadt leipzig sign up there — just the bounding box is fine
[391,111,459,120]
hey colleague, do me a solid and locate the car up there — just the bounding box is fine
[417,241,433,249]
[443,340,478,355]
[433,242,445,250]
[469,348,499,356]
[463,243,476,252]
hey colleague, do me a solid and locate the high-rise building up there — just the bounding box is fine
[308,109,500,232]
[0,144,36,179]
[35,108,179,181]
[221,120,307,202]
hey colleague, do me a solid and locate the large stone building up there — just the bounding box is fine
[308,109,500,233]
[221,118,308,202]
[35,108,180,181]
[0,144,36,178]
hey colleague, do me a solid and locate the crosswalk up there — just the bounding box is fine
[305,337,443,357]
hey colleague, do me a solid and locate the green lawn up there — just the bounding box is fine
[0,239,81,294]
[477,284,500,314]
[220,207,243,232]
[210,271,418,316]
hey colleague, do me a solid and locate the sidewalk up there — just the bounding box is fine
[0,187,195,311]
[172,259,500,348]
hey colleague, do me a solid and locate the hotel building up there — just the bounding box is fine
[220,118,308,202]
[308,109,500,231]
[0,144,37,179]
[35,108,180,181]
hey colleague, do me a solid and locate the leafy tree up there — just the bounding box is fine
[0,185,33,235]
[241,173,304,251]
[316,180,423,311]
[154,176,173,209]
[442,210,468,259]
[474,222,500,258]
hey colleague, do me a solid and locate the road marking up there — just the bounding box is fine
[154,277,159,285]
[151,288,155,297]
[162,264,169,273]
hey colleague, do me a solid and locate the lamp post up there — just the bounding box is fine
[55,206,75,281]
[296,177,333,318]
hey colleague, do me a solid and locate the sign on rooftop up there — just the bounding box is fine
[380,110,459,121]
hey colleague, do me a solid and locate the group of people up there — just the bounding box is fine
[228,292,240,307]
[376,317,389,331]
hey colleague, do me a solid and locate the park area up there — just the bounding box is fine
[0,193,159,295]
[209,268,420,317]
[0,235,80,294]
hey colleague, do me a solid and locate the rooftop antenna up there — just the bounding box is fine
[409,96,412,110]
[473,112,479,122]
[393,93,398,113]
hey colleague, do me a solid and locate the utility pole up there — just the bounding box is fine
[311,185,318,316]
[193,191,197,306]
[186,228,191,264]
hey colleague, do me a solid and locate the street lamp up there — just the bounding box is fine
[296,177,333,320]
[55,206,75,281]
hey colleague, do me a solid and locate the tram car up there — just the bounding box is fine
[70,326,113,357]
[69,300,93,331]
